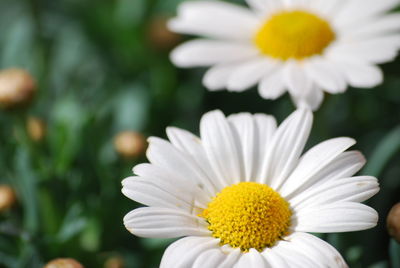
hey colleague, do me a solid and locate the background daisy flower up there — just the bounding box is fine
[122,109,379,267]
[169,0,400,110]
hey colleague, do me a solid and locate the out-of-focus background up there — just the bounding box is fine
[0,0,400,267]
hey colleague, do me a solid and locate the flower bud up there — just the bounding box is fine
[114,131,146,159]
[0,68,36,109]
[387,203,400,243]
[44,258,84,268]
[148,16,181,51]
[104,256,124,268]
[0,185,16,212]
[27,116,46,142]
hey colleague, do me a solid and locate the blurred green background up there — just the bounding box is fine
[0,0,400,267]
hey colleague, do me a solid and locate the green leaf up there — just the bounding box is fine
[49,96,89,174]
[57,204,87,243]
[114,0,147,26]
[0,14,41,72]
[13,149,39,234]
[38,188,60,235]
[368,261,389,268]
[0,251,18,268]
[346,246,363,265]
[113,85,150,132]
[390,239,400,268]
[80,217,101,252]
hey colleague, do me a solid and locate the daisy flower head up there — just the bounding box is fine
[168,0,400,110]
[122,109,380,267]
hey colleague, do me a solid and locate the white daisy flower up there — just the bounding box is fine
[122,109,379,268]
[168,0,400,110]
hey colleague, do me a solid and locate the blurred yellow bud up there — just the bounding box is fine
[44,258,84,268]
[0,185,16,212]
[0,68,36,109]
[114,131,146,159]
[387,203,400,243]
[148,16,181,51]
[104,256,124,268]
[27,116,46,142]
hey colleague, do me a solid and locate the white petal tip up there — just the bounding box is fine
[166,19,179,32]
[170,49,187,67]
[202,76,226,91]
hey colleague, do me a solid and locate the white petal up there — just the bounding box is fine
[219,248,242,268]
[170,40,258,67]
[124,207,209,238]
[318,150,366,178]
[227,58,278,92]
[245,0,284,15]
[253,114,278,181]
[272,239,319,267]
[304,58,347,94]
[263,0,285,15]
[132,163,210,206]
[290,176,380,210]
[169,1,259,40]
[286,150,366,196]
[122,176,205,212]
[200,110,243,187]
[285,232,348,268]
[258,68,287,100]
[228,113,257,181]
[261,248,290,268]
[283,61,313,97]
[235,249,269,268]
[290,85,324,111]
[245,0,266,11]
[311,0,345,17]
[294,202,379,232]
[342,14,400,38]
[259,109,313,188]
[327,35,400,64]
[166,127,200,152]
[166,127,223,193]
[334,0,400,28]
[332,61,383,88]
[279,137,356,198]
[244,0,271,14]
[203,63,239,91]
[160,237,220,268]
[281,0,295,8]
[291,0,312,7]
[146,137,216,198]
[192,249,226,268]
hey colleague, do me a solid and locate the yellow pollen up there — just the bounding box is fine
[254,10,336,60]
[200,182,291,252]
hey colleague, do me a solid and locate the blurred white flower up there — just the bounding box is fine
[122,109,379,267]
[169,0,400,110]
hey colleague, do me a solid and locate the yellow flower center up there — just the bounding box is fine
[200,182,291,252]
[254,10,335,60]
